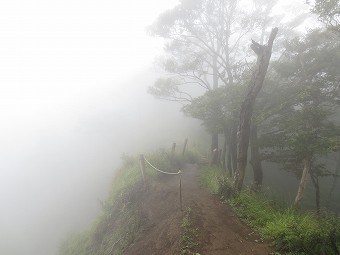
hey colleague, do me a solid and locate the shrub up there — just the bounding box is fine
[200,165,236,198]
[231,193,340,254]
[59,149,200,255]
[199,165,340,255]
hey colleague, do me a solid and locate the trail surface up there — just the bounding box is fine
[124,164,274,255]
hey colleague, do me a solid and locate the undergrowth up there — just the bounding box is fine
[199,165,235,198]
[199,165,340,255]
[181,207,200,255]
[59,149,200,255]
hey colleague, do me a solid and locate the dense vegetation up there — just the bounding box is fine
[61,0,339,254]
[200,165,340,255]
[59,150,199,255]
[149,0,340,212]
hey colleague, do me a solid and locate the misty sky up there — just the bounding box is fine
[0,1,188,254]
[0,0,313,254]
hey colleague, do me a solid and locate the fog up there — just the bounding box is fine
[0,69,203,255]
[0,1,209,254]
[1,0,332,254]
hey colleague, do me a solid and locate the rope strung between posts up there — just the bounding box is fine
[140,154,183,210]
[144,157,181,175]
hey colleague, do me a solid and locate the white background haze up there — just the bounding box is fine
[0,0,312,254]
[0,1,205,254]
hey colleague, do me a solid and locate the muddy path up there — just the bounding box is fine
[123,164,274,255]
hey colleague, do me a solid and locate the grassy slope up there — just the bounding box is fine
[199,165,340,255]
[59,150,199,255]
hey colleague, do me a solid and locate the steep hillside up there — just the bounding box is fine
[59,152,274,255]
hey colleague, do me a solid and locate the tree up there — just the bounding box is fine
[242,0,310,191]
[261,29,340,208]
[148,0,259,159]
[182,85,244,172]
[232,27,278,192]
[309,0,340,34]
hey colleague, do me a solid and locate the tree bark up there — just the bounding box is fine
[310,171,321,216]
[182,138,188,156]
[217,149,223,168]
[231,123,238,172]
[250,124,263,191]
[294,155,311,208]
[329,151,340,199]
[210,48,220,165]
[227,125,237,176]
[234,27,278,191]
[222,130,228,171]
[211,132,219,165]
[227,145,233,176]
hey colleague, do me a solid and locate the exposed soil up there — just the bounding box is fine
[123,164,274,255]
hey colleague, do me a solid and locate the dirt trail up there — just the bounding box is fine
[124,164,274,255]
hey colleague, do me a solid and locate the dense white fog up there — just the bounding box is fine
[0,69,202,255]
[0,1,206,254]
[1,0,338,254]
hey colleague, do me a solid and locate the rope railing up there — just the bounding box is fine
[144,157,181,175]
[139,154,183,210]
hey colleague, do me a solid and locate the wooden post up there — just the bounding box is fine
[139,154,146,187]
[171,143,176,156]
[182,138,188,156]
[178,169,183,211]
[217,149,222,167]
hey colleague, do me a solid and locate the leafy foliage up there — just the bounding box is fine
[310,0,340,34]
[199,165,236,198]
[230,192,340,255]
[260,29,340,176]
[200,165,340,254]
[182,86,244,134]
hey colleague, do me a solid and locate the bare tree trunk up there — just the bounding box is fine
[182,138,188,156]
[222,130,228,171]
[294,156,311,208]
[234,27,278,191]
[217,149,223,168]
[211,133,219,165]
[250,124,263,191]
[310,171,321,216]
[227,145,233,176]
[329,151,340,199]
[231,123,238,172]
[171,143,176,156]
[210,52,219,165]
[227,125,237,176]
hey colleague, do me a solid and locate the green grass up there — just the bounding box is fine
[181,207,200,255]
[199,165,235,198]
[199,165,340,255]
[59,149,200,255]
[59,154,144,255]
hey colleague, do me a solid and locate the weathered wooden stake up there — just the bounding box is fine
[182,138,188,156]
[179,169,183,211]
[171,143,176,156]
[139,154,146,187]
[217,149,222,167]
